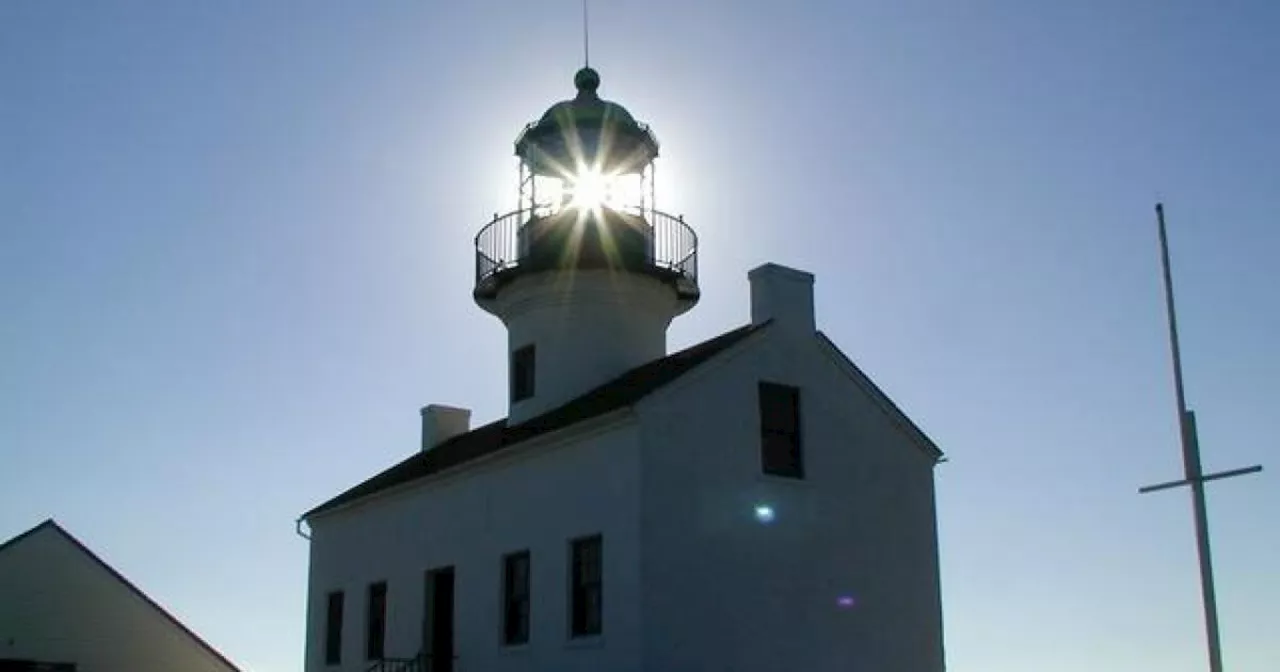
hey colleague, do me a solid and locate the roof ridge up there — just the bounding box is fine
[0,518,57,555]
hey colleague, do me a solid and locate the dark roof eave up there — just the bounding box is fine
[303,407,635,522]
[301,322,768,520]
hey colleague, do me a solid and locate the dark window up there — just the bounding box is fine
[325,591,344,665]
[759,382,803,478]
[502,551,531,645]
[569,535,603,638]
[366,582,387,660]
[511,345,536,402]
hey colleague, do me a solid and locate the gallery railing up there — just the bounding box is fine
[474,207,698,294]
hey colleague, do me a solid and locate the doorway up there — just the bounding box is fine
[423,566,455,672]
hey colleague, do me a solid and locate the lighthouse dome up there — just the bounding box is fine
[535,67,638,126]
[515,68,658,176]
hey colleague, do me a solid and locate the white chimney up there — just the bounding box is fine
[420,404,471,451]
[749,263,816,334]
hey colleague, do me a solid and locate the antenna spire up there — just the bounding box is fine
[582,0,590,67]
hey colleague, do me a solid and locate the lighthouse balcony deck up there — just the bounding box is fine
[473,207,699,303]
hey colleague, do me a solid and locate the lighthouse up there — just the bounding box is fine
[301,62,946,672]
[473,67,699,423]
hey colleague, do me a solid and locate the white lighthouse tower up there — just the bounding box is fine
[473,67,699,423]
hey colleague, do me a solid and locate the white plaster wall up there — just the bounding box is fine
[636,328,945,672]
[0,526,237,672]
[304,417,644,672]
[488,270,680,424]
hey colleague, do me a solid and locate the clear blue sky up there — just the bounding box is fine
[2,2,1276,671]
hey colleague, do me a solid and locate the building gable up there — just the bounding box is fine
[634,326,942,465]
[0,520,241,672]
[814,331,944,461]
[631,324,946,672]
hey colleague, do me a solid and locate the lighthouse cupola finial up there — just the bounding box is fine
[574,67,600,97]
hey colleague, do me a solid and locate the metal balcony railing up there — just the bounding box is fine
[473,207,698,298]
[473,209,527,287]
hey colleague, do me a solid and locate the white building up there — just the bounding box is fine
[300,67,945,672]
[0,519,242,672]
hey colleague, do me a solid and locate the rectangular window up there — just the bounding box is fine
[511,344,536,402]
[569,535,603,638]
[366,581,387,661]
[502,551,531,646]
[759,382,803,478]
[324,591,344,665]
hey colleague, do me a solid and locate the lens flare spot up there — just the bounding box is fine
[837,595,856,609]
[754,504,776,524]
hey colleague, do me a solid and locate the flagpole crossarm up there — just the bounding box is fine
[1139,464,1264,495]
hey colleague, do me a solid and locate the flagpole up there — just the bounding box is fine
[1155,202,1224,672]
[1142,203,1263,669]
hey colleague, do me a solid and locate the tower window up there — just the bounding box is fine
[365,581,387,661]
[324,591,344,665]
[569,534,603,638]
[759,382,803,478]
[512,344,536,402]
[502,551,531,646]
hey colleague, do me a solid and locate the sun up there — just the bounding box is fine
[569,168,611,211]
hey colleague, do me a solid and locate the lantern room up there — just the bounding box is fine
[516,67,657,214]
[473,67,699,310]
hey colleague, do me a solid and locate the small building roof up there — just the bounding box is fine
[0,519,243,672]
[303,322,766,519]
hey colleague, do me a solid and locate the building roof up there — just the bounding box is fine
[303,322,766,519]
[0,519,243,672]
